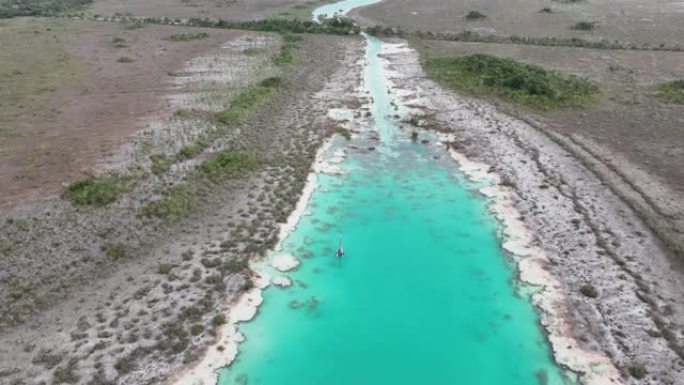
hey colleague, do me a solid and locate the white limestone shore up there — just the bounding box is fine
[377,39,624,385]
[169,270,270,385]
[446,141,623,385]
[270,254,300,272]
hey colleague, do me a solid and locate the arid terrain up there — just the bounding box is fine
[1,0,683,384]
[356,0,684,45]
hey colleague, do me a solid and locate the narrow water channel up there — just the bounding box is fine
[218,3,571,384]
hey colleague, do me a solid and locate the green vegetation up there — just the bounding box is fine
[0,0,92,18]
[367,27,684,52]
[628,362,647,379]
[465,11,487,20]
[243,47,267,56]
[573,21,597,31]
[114,355,136,374]
[150,154,172,175]
[120,16,359,35]
[283,33,302,43]
[101,242,130,260]
[212,314,226,326]
[423,54,598,110]
[216,87,272,124]
[259,76,284,88]
[140,152,258,221]
[273,35,300,66]
[580,283,599,298]
[139,184,194,221]
[111,37,128,48]
[199,152,258,183]
[167,32,210,42]
[656,80,684,104]
[62,176,119,207]
[190,324,204,336]
[178,143,205,160]
[215,77,282,125]
[209,17,359,35]
[158,263,173,275]
[335,126,351,140]
[122,20,147,30]
[117,56,134,63]
[173,109,192,118]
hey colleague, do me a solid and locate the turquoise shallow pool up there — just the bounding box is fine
[218,10,571,385]
[311,0,381,20]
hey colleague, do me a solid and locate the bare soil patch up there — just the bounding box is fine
[0,18,244,212]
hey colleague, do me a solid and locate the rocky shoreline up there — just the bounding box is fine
[381,41,684,384]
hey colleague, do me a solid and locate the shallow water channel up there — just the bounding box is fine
[218,3,571,384]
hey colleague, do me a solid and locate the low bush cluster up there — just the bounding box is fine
[423,54,598,110]
[167,32,210,41]
[62,176,119,207]
[657,80,684,104]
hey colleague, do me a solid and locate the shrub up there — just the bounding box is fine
[573,21,596,30]
[114,355,136,374]
[466,11,487,20]
[101,242,130,260]
[628,362,647,379]
[423,54,598,110]
[123,20,147,30]
[540,7,553,13]
[215,86,272,125]
[580,283,598,298]
[190,324,204,336]
[212,314,226,326]
[177,143,205,160]
[207,17,357,35]
[167,32,209,41]
[158,263,173,275]
[657,80,684,104]
[199,152,258,182]
[117,56,134,63]
[139,184,193,220]
[111,37,128,48]
[259,76,283,88]
[150,154,172,175]
[335,126,351,140]
[243,47,267,56]
[62,176,119,207]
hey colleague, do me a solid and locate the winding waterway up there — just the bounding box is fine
[218,2,572,384]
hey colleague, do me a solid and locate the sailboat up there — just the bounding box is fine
[336,236,344,258]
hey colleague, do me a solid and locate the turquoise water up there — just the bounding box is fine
[312,0,382,20]
[218,8,571,384]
